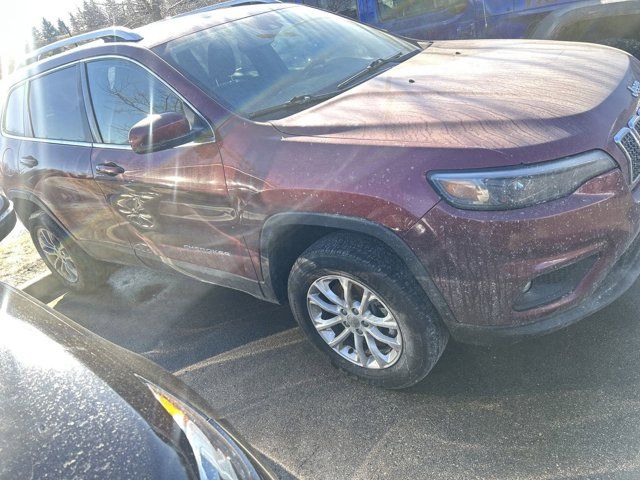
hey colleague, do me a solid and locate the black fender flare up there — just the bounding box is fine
[530,0,640,40]
[0,194,16,242]
[259,212,457,328]
[7,189,76,239]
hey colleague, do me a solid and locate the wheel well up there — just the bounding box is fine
[12,197,40,226]
[261,212,457,329]
[556,14,640,43]
[264,222,427,305]
[266,223,419,303]
[266,224,338,303]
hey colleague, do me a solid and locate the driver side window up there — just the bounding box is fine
[86,59,197,145]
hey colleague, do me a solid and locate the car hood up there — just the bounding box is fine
[273,40,639,154]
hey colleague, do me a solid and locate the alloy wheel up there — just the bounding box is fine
[306,275,403,369]
[36,227,79,283]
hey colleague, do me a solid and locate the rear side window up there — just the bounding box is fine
[86,59,193,145]
[376,0,468,21]
[28,65,92,142]
[3,84,26,136]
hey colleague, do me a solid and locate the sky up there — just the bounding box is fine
[0,0,84,72]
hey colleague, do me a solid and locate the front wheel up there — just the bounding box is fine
[288,232,449,389]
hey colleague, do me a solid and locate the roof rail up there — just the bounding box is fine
[173,0,281,18]
[24,27,143,64]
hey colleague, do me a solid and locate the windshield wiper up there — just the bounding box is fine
[248,91,342,120]
[336,49,419,90]
[248,49,421,120]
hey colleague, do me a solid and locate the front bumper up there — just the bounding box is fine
[448,227,640,345]
[0,195,16,242]
[404,168,640,345]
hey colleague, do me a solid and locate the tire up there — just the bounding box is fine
[28,211,111,292]
[287,232,449,389]
[599,38,640,58]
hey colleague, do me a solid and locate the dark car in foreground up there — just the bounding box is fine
[2,3,640,388]
[0,282,276,479]
[0,194,15,242]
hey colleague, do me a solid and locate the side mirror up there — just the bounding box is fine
[128,112,197,154]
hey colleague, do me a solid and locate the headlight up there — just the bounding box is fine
[427,151,616,210]
[147,382,264,480]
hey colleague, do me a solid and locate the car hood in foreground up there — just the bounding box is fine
[273,40,638,154]
[0,298,190,479]
[0,283,274,480]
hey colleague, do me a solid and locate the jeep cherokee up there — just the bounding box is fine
[2,2,640,388]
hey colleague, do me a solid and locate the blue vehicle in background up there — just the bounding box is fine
[292,0,640,56]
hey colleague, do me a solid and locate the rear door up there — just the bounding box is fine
[84,57,257,289]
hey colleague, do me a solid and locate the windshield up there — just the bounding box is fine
[154,6,418,120]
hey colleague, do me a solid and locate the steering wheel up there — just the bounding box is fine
[301,55,330,80]
[304,56,368,81]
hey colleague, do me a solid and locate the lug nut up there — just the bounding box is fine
[351,307,359,315]
[340,308,348,315]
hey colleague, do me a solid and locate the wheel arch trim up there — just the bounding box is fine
[259,212,456,328]
[7,189,76,239]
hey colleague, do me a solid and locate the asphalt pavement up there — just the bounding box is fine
[45,266,640,479]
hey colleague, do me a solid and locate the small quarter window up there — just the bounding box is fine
[86,59,199,145]
[3,84,26,136]
[28,65,92,142]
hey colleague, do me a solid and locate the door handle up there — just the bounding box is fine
[20,155,38,168]
[96,162,125,176]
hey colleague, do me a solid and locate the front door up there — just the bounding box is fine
[84,57,258,290]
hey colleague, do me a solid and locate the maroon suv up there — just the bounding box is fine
[2,2,640,388]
